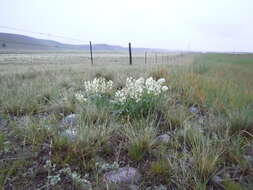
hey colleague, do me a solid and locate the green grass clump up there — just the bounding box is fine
[124,125,157,161]
[115,93,165,119]
[79,103,110,125]
[223,180,246,190]
[227,107,253,135]
[190,135,223,180]
[149,159,171,176]
[0,133,7,151]
[222,136,250,171]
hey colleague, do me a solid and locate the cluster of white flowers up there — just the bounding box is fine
[75,93,87,102]
[75,77,168,104]
[83,78,113,94]
[115,77,168,103]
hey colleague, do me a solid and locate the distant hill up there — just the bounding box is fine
[0,33,133,51]
[0,33,160,52]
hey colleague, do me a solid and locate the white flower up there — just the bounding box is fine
[75,93,87,102]
[162,86,169,92]
[157,78,166,84]
[135,77,145,86]
[77,77,169,105]
[83,78,114,94]
[114,77,169,103]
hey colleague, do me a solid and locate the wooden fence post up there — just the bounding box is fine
[129,42,132,65]
[145,51,147,64]
[89,41,94,65]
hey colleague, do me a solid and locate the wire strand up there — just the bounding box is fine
[0,40,82,49]
[0,25,89,43]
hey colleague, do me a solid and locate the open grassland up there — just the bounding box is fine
[0,52,252,190]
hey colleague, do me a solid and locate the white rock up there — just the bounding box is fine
[103,167,141,185]
[189,106,199,113]
[61,128,78,141]
[155,134,170,144]
[0,116,8,128]
[128,184,139,190]
[244,155,253,166]
[212,175,222,184]
[62,114,79,127]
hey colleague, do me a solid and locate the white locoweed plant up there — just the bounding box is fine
[115,77,168,103]
[75,77,114,107]
[114,77,169,118]
[74,77,169,118]
[83,77,113,94]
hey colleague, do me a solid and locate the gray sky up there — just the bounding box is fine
[0,0,252,52]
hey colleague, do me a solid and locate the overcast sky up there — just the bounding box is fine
[0,0,252,52]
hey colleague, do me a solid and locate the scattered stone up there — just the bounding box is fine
[62,114,79,127]
[127,184,139,190]
[61,128,78,141]
[60,114,80,141]
[244,145,253,166]
[245,145,253,156]
[212,175,222,184]
[103,167,141,185]
[244,155,253,166]
[15,116,30,127]
[114,184,139,190]
[155,134,170,144]
[189,106,199,113]
[94,156,107,166]
[146,185,168,190]
[0,116,8,128]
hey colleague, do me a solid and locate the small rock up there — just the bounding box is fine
[245,145,253,156]
[94,156,107,165]
[189,106,199,113]
[212,175,222,184]
[0,116,8,128]
[15,116,30,127]
[61,128,78,141]
[128,184,139,190]
[103,167,141,185]
[244,155,253,166]
[146,185,168,190]
[155,134,170,144]
[118,184,139,190]
[62,114,79,127]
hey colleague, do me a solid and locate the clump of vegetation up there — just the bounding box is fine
[114,77,168,118]
[124,125,157,161]
[227,107,253,135]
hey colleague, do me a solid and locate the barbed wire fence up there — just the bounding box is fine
[0,25,186,66]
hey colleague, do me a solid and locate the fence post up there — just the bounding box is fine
[89,41,93,65]
[129,42,132,65]
[145,51,147,64]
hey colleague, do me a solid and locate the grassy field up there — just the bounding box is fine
[0,52,252,190]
